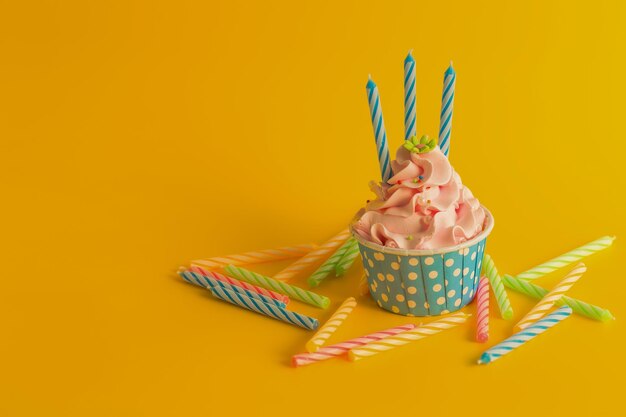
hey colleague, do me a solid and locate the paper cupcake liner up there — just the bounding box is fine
[352,207,493,317]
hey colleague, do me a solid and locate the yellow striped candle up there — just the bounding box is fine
[515,263,585,331]
[191,243,316,269]
[348,312,469,361]
[305,297,357,352]
[273,230,351,282]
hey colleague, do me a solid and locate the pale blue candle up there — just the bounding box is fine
[438,62,456,157]
[366,76,392,182]
[404,50,417,140]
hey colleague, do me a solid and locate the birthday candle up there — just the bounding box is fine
[515,263,585,330]
[225,265,330,309]
[502,274,614,322]
[178,269,287,308]
[366,76,393,182]
[292,324,416,367]
[514,236,615,281]
[348,312,469,361]
[273,229,351,282]
[404,50,417,140]
[478,306,572,365]
[307,237,356,288]
[438,62,456,157]
[191,243,316,269]
[334,238,360,276]
[475,277,490,343]
[305,297,357,352]
[483,254,514,320]
[210,286,319,331]
[188,265,289,304]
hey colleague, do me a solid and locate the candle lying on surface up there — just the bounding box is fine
[191,243,316,269]
[475,277,490,343]
[292,324,416,367]
[273,229,351,282]
[307,237,356,288]
[348,312,469,361]
[483,254,513,320]
[515,263,585,331]
[502,274,614,321]
[189,265,289,304]
[514,236,615,281]
[225,265,330,309]
[334,238,360,276]
[179,269,287,308]
[210,286,319,331]
[306,297,357,352]
[478,306,572,365]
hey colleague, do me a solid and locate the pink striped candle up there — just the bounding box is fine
[292,324,416,367]
[475,276,489,343]
[189,265,289,305]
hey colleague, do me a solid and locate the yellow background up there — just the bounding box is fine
[1,1,625,415]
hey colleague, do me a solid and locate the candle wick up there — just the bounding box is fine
[368,73,372,80]
[409,49,413,56]
[449,60,454,68]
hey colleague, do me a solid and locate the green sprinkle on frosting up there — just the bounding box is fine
[403,135,438,154]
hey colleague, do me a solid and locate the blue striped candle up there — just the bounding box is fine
[210,286,319,330]
[404,51,417,140]
[478,306,572,365]
[366,76,392,183]
[438,62,456,157]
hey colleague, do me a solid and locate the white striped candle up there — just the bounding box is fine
[438,62,456,157]
[366,76,392,183]
[404,50,417,140]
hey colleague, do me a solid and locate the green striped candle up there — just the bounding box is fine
[515,236,615,281]
[307,237,356,287]
[483,254,514,320]
[225,265,330,309]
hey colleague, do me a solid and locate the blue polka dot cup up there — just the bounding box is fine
[351,208,494,316]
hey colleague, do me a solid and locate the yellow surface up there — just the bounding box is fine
[1,1,625,415]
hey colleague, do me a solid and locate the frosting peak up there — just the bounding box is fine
[354,145,486,250]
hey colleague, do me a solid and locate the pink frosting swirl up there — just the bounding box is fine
[353,145,486,250]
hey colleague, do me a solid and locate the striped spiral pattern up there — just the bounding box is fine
[404,52,417,140]
[306,297,357,352]
[178,269,287,308]
[358,274,370,296]
[438,64,456,157]
[307,237,356,287]
[475,277,490,343]
[366,78,392,182]
[483,254,513,320]
[273,230,351,282]
[189,265,289,304]
[515,236,615,281]
[190,243,316,269]
[292,324,416,367]
[478,306,572,365]
[210,286,319,330]
[502,274,614,321]
[225,265,330,309]
[334,238,360,276]
[515,263,585,330]
[348,312,469,361]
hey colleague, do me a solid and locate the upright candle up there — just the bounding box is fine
[404,50,417,140]
[438,62,456,157]
[366,76,392,182]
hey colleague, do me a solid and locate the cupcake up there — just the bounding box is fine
[351,137,493,316]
